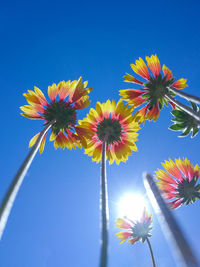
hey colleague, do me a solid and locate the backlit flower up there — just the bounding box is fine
[116,208,153,245]
[155,158,200,209]
[78,100,140,164]
[120,54,187,123]
[20,77,93,153]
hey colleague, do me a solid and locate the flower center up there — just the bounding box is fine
[177,177,200,204]
[131,221,152,242]
[43,100,77,134]
[144,74,174,108]
[96,118,122,144]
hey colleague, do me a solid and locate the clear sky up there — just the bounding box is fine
[0,0,200,266]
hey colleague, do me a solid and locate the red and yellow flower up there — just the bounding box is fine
[20,77,93,153]
[78,100,140,164]
[155,158,200,209]
[116,208,153,245]
[120,54,187,123]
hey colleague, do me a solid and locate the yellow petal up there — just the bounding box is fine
[29,132,40,148]
[39,133,46,153]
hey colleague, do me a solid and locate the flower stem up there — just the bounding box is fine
[99,136,109,267]
[168,87,200,105]
[143,173,199,267]
[165,93,200,124]
[0,120,55,240]
[146,237,156,267]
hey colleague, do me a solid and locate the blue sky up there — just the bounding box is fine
[0,0,200,266]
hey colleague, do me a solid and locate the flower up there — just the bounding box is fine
[169,102,200,138]
[155,158,200,209]
[20,77,93,153]
[119,54,187,123]
[78,100,140,164]
[116,208,153,245]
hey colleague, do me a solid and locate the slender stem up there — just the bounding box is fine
[0,120,55,240]
[143,173,199,267]
[146,237,156,267]
[165,93,200,124]
[168,86,200,105]
[99,136,109,267]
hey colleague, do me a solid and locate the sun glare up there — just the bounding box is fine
[118,193,147,221]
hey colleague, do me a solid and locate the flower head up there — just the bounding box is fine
[20,77,93,153]
[78,100,140,164]
[155,158,200,209]
[120,54,187,123]
[116,208,153,245]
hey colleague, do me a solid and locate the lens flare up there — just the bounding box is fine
[118,193,147,221]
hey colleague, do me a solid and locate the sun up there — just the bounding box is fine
[117,193,148,221]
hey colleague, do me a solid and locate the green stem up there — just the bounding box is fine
[99,136,109,267]
[168,87,200,105]
[146,237,156,267]
[0,120,55,240]
[165,93,200,124]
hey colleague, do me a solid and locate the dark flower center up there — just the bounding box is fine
[177,177,200,205]
[144,74,174,109]
[96,118,122,144]
[43,100,77,134]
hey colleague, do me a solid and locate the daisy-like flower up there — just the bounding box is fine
[78,100,140,164]
[120,54,187,123]
[155,158,200,209]
[116,208,153,245]
[20,77,93,153]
